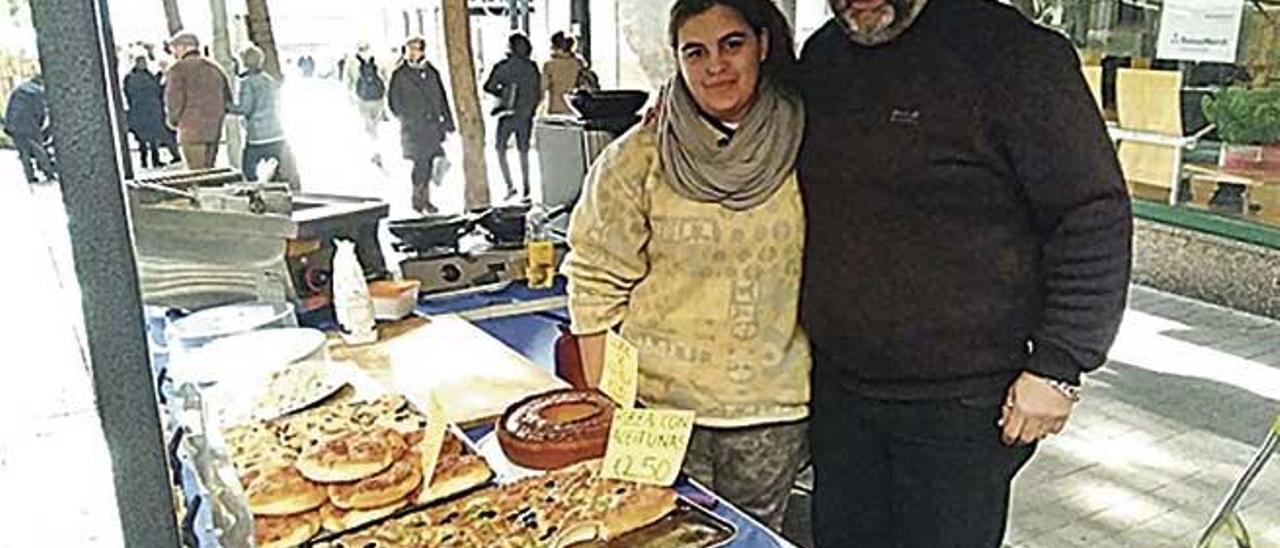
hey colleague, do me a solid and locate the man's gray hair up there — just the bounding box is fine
[240,45,265,71]
[167,30,200,49]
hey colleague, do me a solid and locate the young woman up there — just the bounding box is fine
[562,0,808,530]
[541,31,588,115]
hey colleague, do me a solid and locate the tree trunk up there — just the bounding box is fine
[161,0,183,35]
[776,0,796,26]
[209,0,242,169]
[442,0,491,211]
[244,0,283,80]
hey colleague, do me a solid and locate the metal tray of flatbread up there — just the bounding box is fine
[571,495,737,548]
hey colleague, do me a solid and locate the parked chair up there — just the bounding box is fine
[1110,68,1215,205]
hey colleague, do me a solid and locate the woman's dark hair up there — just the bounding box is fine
[551,31,574,52]
[668,0,797,87]
[509,33,533,59]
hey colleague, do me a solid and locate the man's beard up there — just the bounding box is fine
[830,0,928,46]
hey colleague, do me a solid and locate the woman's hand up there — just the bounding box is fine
[999,371,1074,446]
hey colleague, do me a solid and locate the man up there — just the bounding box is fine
[797,1,1132,546]
[164,31,231,169]
[3,74,56,183]
[387,36,455,215]
[343,42,389,167]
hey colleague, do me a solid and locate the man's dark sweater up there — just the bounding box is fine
[797,0,1132,400]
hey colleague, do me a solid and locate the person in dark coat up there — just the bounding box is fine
[387,36,455,214]
[123,54,178,168]
[484,33,541,201]
[3,74,56,183]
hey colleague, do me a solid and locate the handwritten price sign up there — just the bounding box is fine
[601,408,695,486]
[599,331,638,408]
[417,392,448,491]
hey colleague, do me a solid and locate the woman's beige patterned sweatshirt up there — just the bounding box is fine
[562,122,810,428]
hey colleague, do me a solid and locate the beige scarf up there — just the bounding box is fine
[658,74,804,211]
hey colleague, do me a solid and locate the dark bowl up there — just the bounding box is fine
[388,214,471,252]
[566,89,650,120]
[476,204,530,245]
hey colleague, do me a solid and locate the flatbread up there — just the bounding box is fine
[316,459,676,547]
[328,457,423,510]
[319,499,408,533]
[296,428,407,483]
[245,464,328,516]
[417,453,494,505]
[254,510,321,548]
[255,359,346,420]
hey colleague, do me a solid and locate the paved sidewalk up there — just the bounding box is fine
[1005,287,1280,548]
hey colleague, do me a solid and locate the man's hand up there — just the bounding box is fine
[999,371,1075,446]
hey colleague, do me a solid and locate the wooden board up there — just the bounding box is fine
[1116,68,1182,134]
[328,315,567,426]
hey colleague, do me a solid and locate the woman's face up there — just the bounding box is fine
[675,5,767,124]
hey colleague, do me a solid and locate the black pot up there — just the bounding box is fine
[388,214,472,252]
[476,204,529,245]
[567,89,650,121]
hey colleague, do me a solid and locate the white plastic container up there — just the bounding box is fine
[369,279,421,320]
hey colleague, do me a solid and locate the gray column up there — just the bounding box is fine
[573,0,592,64]
[29,1,181,547]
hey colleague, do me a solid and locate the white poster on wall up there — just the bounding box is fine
[1157,0,1246,63]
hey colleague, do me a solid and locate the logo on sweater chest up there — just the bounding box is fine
[652,216,720,245]
[889,108,921,126]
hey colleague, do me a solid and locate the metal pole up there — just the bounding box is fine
[98,0,133,180]
[28,1,181,547]
[509,0,520,30]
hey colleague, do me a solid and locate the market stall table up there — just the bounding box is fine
[157,279,795,547]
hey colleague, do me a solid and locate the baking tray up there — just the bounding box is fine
[307,493,737,548]
[570,495,738,548]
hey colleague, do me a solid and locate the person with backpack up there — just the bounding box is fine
[483,33,541,201]
[345,42,388,167]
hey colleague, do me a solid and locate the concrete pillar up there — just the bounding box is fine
[28,1,181,547]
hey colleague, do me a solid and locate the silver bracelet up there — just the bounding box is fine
[1041,378,1082,402]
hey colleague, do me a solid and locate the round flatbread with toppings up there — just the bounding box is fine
[245,464,328,516]
[296,428,407,483]
[327,455,423,510]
